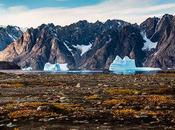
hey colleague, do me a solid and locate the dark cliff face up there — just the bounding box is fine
[0,14,175,70]
[0,26,23,51]
[0,61,20,70]
[142,14,175,69]
[0,24,75,70]
[79,24,145,69]
[140,17,160,40]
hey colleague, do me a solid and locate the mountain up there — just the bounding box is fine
[0,20,145,70]
[141,14,175,69]
[0,26,23,51]
[0,14,174,70]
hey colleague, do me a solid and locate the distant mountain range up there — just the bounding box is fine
[0,14,174,70]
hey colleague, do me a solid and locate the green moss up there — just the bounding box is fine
[105,88,142,95]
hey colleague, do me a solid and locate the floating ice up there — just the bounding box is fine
[109,56,161,74]
[44,63,69,71]
[109,56,136,70]
[22,67,32,71]
[59,63,69,71]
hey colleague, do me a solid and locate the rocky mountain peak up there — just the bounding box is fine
[0,15,175,70]
[0,26,23,51]
[140,17,160,39]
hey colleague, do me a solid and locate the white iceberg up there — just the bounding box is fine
[22,67,33,71]
[44,63,69,71]
[109,56,161,73]
[109,56,136,70]
[59,63,69,71]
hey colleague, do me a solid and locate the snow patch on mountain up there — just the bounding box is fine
[63,42,73,52]
[8,34,16,41]
[73,44,92,56]
[142,32,158,51]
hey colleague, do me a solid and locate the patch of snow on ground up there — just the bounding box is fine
[142,32,157,51]
[73,44,92,56]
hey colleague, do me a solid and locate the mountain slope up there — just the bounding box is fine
[142,14,175,69]
[0,14,175,70]
[0,26,23,51]
[0,20,146,70]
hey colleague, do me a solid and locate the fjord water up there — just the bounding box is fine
[0,69,161,75]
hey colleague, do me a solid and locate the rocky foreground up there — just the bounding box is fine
[0,72,175,129]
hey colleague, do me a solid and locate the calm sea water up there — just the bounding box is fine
[0,69,161,75]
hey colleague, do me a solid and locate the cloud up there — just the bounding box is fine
[0,0,174,27]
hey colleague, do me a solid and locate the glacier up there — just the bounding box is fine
[44,63,69,71]
[109,56,161,74]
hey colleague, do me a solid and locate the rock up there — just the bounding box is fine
[13,119,18,122]
[6,122,16,128]
[73,120,89,124]
[0,107,3,111]
[0,15,175,69]
[0,61,20,70]
[75,83,81,88]
[37,105,51,111]
[0,26,22,51]
[143,14,175,68]
[60,97,69,103]
[0,20,145,70]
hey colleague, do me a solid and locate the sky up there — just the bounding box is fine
[0,0,175,27]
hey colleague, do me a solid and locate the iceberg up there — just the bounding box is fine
[44,63,69,72]
[109,56,161,74]
[22,67,32,71]
[59,63,69,71]
[109,56,136,70]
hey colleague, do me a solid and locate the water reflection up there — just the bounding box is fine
[0,69,161,75]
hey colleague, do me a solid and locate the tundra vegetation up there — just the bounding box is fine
[0,72,175,129]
